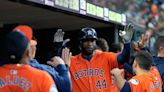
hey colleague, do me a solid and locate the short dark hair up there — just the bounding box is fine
[96,38,109,52]
[154,36,164,53]
[135,51,153,70]
[5,31,29,64]
[110,42,123,53]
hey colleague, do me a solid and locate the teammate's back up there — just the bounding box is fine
[0,64,56,92]
[129,67,162,92]
[111,51,162,92]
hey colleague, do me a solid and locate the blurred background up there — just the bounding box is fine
[0,0,163,62]
[88,0,164,53]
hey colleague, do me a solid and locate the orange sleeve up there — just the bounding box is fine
[42,71,58,92]
[150,67,162,83]
[106,52,118,69]
[150,67,163,89]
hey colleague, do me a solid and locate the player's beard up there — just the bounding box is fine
[81,45,96,56]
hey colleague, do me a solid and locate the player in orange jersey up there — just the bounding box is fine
[111,51,162,92]
[0,31,58,92]
[12,25,72,92]
[49,24,134,92]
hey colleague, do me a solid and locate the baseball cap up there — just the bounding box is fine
[80,27,97,41]
[5,31,29,63]
[13,25,37,46]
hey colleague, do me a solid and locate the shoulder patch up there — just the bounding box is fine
[129,79,139,85]
[50,85,58,92]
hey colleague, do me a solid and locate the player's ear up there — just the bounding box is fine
[133,60,137,68]
[134,63,138,68]
[26,45,33,58]
[31,45,36,57]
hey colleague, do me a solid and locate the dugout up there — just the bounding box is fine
[0,0,125,63]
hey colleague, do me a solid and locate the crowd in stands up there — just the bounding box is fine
[89,0,164,54]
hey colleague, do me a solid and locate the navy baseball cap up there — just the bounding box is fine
[5,31,29,63]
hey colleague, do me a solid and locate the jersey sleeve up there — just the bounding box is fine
[30,59,71,92]
[117,43,130,65]
[42,71,58,92]
[106,52,118,69]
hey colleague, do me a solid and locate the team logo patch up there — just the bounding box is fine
[129,79,139,85]
[87,30,93,35]
[50,85,58,92]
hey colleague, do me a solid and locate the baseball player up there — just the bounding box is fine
[49,24,134,92]
[132,33,164,91]
[12,25,72,92]
[0,31,58,92]
[111,51,162,92]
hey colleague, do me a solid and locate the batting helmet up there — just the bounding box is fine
[80,27,97,41]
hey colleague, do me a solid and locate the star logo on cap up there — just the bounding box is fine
[87,30,93,35]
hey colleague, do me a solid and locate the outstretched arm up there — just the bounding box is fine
[47,29,70,59]
[47,48,72,92]
[47,56,72,92]
[135,32,151,52]
[117,43,130,65]
[117,24,134,65]
[30,57,72,92]
[47,29,64,59]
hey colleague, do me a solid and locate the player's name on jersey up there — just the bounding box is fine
[0,75,32,91]
[73,68,105,80]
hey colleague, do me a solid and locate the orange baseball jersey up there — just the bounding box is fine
[129,67,162,92]
[0,64,58,92]
[70,51,118,92]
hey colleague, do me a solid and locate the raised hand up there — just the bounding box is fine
[62,48,72,67]
[53,29,65,42]
[110,68,124,77]
[119,23,134,43]
[47,56,65,68]
[137,30,152,48]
